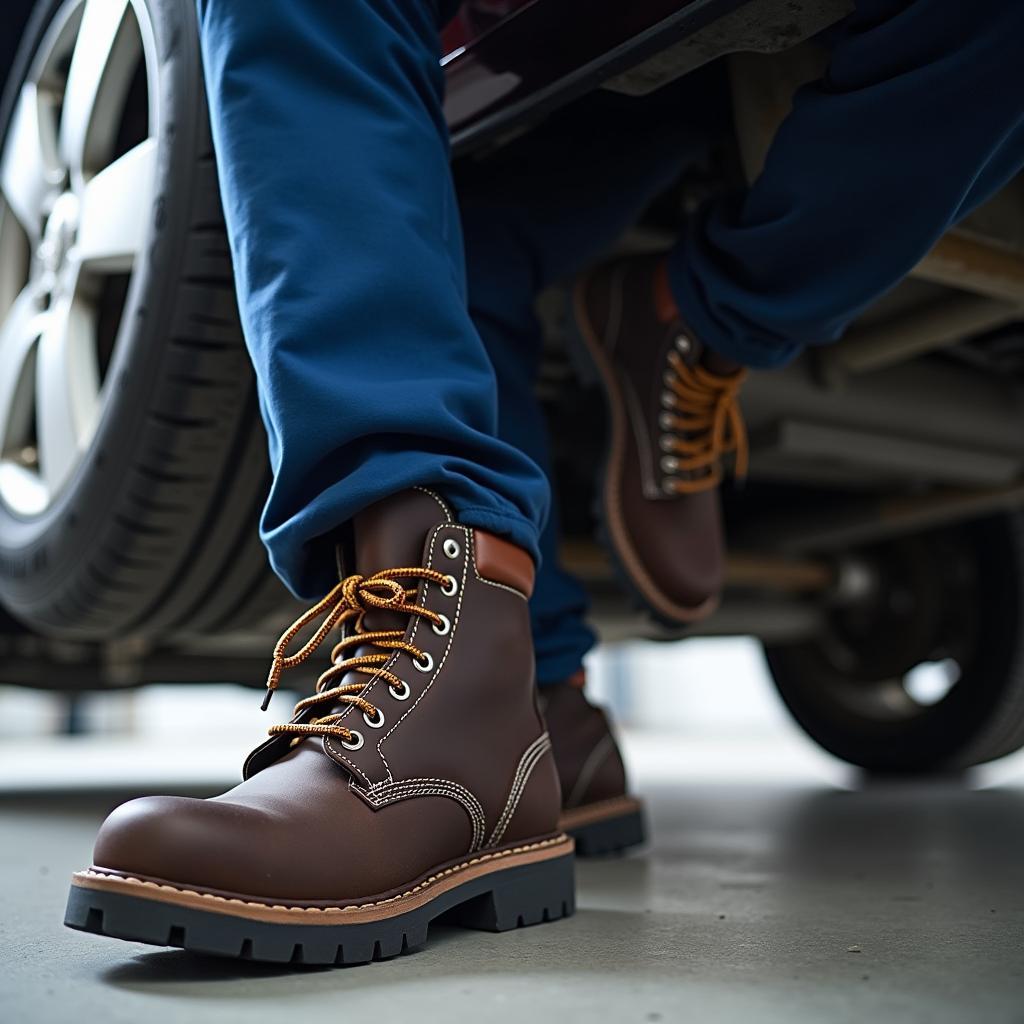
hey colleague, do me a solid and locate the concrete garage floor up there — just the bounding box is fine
[2,734,1023,1023]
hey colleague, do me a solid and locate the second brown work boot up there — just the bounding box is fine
[542,671,646,856]
[65,489,574,964]
[573,256,748,625]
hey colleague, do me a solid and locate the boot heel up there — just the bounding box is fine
[447,851,576,932]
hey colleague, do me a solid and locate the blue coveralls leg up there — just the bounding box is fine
[196,0,548,597]
[669,0,1024,367]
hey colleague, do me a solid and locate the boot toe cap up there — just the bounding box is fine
[93,794,265,891]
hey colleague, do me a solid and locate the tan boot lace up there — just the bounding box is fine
[658,346,749,494]
[261,567,449,744]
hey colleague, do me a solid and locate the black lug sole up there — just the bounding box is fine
[65,851,575,965]
[566,807,646,858]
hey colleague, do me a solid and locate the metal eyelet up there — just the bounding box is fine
[363,707,385,729]
[341,730,364,751]
[675,333,692,354]
[661,390,675,408]
[662,369,675,386]
[662,478,678,495]
[661,456,679,473]
[414,652,434,673]
[390,680,411,701]
[660,435,676,453]
[443,538,461,559]
[432,613,451,636]
[659,412,675,431]
[441,574,458,597]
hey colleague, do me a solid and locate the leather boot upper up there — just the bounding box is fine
[576,256,747,621]
[539,675,628,810]
[93,489,561,902]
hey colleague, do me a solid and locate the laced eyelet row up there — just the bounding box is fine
[660,361,680,467]
[342,677,412,747]
[655,331,748,495]
[262,564,458,749]
[345,567,456,744]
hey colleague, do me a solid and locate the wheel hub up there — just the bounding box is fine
[37,191,79,287]
[0,0,159,517]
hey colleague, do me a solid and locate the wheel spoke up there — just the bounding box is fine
[34,294,100,494]
[0,84,61,238]
[0,288,44,456]
[76,138,156,270]
[59,0,133,181]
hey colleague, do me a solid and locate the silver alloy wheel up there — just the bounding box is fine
[0,0,159,516]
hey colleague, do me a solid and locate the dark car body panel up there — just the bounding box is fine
[443,0,851,154]
[443,0,741,142]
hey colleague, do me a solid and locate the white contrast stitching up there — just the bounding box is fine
[487,733,553,848]
[413,486,454,522]
[77,836,568,916]
[362,777,487,851]
[324,525,464,783]
[324,523,530,844]
[374,526,469,783]
[565,733,616,809]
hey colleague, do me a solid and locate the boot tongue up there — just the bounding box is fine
[343,488,450,657]
[265,491,450,770]
[351,489,449,579]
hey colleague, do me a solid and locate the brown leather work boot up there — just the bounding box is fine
[65,489,575,964]
[573,256,747,625]
[542,671,645,856]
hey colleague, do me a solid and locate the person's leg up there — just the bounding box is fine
[459,80,724,684]
[460,87,723,855]
[573,0,1024,625]
[196,0,549,599]
[66,0,574,964]
[669,0,1024,368]
[466,266,594,687]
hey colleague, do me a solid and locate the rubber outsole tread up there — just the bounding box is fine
[565,807,647,858]
[65,853,576,966]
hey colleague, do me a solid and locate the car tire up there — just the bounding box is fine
[0,0,283,640]
[765,513,1024,773]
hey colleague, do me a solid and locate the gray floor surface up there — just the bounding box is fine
[2,774,1023,1023]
